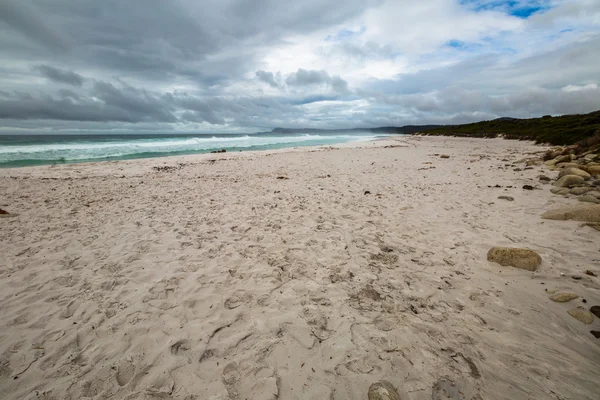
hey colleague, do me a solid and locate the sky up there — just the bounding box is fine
[0,0,599,133]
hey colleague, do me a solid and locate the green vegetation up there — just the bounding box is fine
[420,110,600,146]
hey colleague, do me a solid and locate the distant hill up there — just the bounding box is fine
[419,110,600,145]
[269,125,443,135]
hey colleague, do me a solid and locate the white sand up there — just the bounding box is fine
[1,136,599,400]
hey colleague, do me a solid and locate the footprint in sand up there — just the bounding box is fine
[60,299,80,319]
[116,360,136,386]
[170,339,191,356]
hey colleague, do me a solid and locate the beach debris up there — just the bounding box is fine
[542,204,600,222]
[522,185,534,190]
[498,196,514,201]
[487,247,541,271]
[568,308,594,324]
[549,293,579,302]
[585,270,597,277]
[368,381,400,400]
[590,306,600,318]
[554,175,585,187]
[210,149,226,153]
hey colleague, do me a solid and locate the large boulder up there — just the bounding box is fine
[542,204,600,222]
[579,195,600,204]
[586,166,600,176]
[556,162,581,169]
[550,187,570,195]
[558,168,591,180]
[487,247,542,271]
[553,175,585,187]
[570,187,593,195]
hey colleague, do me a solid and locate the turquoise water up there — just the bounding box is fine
[0,132,390,168]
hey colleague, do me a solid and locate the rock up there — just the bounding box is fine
[513,168,522,172]
[0,208,8,215]
[572,275,583,280]
[526,159,540,166]
[570,187,593,195]
[585,270,597,277]
[586,166,600,176]
[558,168,591,180]
[591,331,600,339]
[568,309,594,324]
[368,381,400,400]
[550,187,569,195]
[538,175,552,182]
[591,306,600,318]
[591,180,600,187]
[210,149,226,153]
[579,195,600,204]
[556,162,581,169]
[522,185,535,190]
[585,223,600,231]
[487,247,541,271]
[498,196,514,201]
[553,175,585,187]
[549,293,579,302]
[542,204,600,222]
[440,155,450,159]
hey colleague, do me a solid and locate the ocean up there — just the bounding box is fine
[0,132,390,168]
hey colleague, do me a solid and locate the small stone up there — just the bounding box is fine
[572,275,582,280]
[590,306,600,318]
[554,175,585,187]
[440,155,450,159]
[584,270,597,277]
[0,208,8,215]
[538,175,552,182]
[368,381,400,400]
[550,293,579,302]
[487,247,541,271]
[522,185,534,190]
[498,196,514,201]
[568,309,594,324]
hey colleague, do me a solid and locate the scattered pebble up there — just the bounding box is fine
[522,185,534,190]
[498,196,514,201]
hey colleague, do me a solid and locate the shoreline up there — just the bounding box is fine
[1,136,599,399]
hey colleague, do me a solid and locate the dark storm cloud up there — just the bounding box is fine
[0,0,598,131]
[35,65,84,87]
[0,1,68,51]
[286,69,349,93]
[256,70,281,88]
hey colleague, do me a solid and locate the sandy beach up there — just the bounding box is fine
[1,136,599,400]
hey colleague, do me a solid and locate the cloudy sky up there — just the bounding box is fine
[0,0,599,133]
